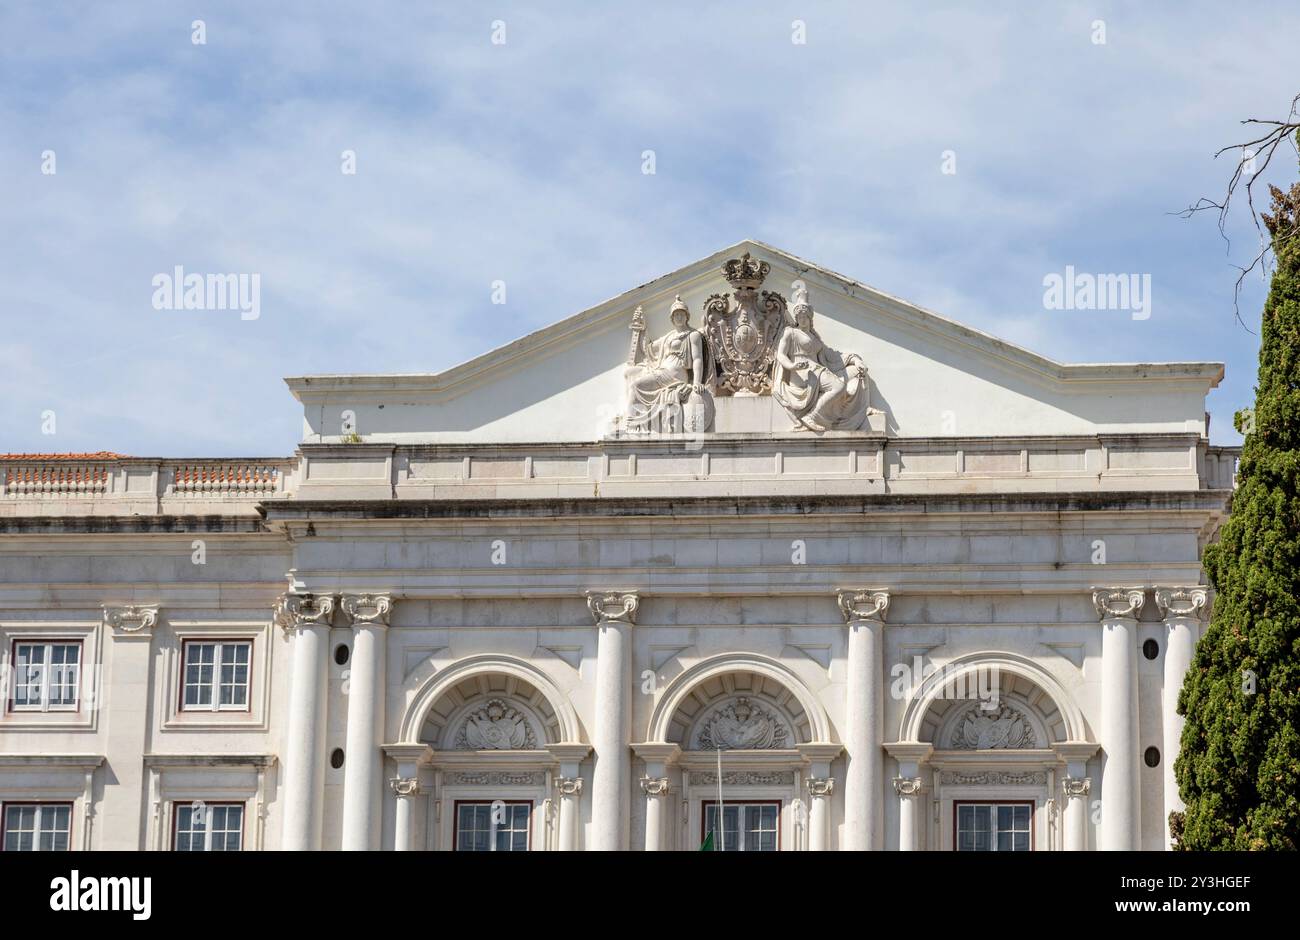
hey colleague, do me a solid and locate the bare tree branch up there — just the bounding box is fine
[1173,93,1300,328]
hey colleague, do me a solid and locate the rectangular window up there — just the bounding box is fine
[181,640,251,711]
[173,802,244,851]
[955,802,1033,851]
[10,641,81,711]
[2,803,72,851]
[454,801,531,851]
[703,802,781,852]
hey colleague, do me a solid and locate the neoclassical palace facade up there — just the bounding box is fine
[0,242,1238,851]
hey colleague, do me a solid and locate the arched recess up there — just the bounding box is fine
[647,653,833,745]
[898,651,1088,745]
[398,654,582,745]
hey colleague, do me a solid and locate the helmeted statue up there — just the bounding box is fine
[772,284,871,431]
[624,295,714,432]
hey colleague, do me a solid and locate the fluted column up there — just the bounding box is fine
[275,590,336,851]
[340,593,392,851]
[839,590,889,850]
[1094,588,1144,850]
[587,591,638,851]
[1155,587,1208,847]
[546,743,591,851]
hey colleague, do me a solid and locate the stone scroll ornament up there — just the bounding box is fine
[772,283,871,432]
[624,296,715,433]
[703,252,787,395]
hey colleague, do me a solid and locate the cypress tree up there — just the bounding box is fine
[1175,134,1300,850]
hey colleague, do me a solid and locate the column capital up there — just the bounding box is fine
[892,776,924,797]
[340,592,393,627]
[639,776,669,797]
[274,592,336,635]
[806,777,835,798]
[1062,776,1092,798]
[1092,587,1145,621]
[837,589,890,623]
[1153,586,1209,621]
[103,604,159,639]
[586,590,639,624]
[557,776,585,797]
[389,776,420,797]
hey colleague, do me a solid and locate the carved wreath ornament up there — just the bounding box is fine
[947,702,1038,750]
[694,696,790,750]
[454,699,537,750]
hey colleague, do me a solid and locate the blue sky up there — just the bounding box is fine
[2,1,1297,455]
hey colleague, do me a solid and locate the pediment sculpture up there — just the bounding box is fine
[624,296,715,433]
[454,698,537,750]
[694,696,792,750]
[772,283,871,432]
[620,253,876,434]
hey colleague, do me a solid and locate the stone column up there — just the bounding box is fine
[340,593,392,851]
[100,606,159,849]
[1055,742,1099,851]
[275,591,336,851]
[383,744,431,852]
[1155,587,1208,846]
[632,743,680,852]
[587,591,638,851]
[798,743,842,852]
[884,742,932,851]
[838,590,890,851]
[546,744,592,851]
[1094,588,1144,851]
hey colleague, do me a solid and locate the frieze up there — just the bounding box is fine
[689,771,794,786]
[939,771,1047,786]
[449,772,543,787]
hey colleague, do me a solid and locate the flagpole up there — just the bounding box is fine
[716,746,723,852]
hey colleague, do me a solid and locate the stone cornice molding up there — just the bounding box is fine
[1153,586,1210,621]
[273,592,336,635]
[586,590,639,625]
[837,590,890,624]
[103,604,159,639]
[341,592,393,627]
[1092,588,1145,621]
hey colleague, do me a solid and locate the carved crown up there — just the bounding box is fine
[722,252,770,290]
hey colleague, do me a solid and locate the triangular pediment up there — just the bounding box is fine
[285,240,1222,444]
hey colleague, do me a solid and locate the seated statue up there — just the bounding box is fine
[772,285,871,432]
[624,296,715,433]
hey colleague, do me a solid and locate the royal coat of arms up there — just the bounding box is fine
[702,252,788,395]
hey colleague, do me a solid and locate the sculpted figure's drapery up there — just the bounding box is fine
[624,296,714,433]
[620,253,873,434]
[772,283,871,432]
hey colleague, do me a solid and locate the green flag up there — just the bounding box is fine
[699,829,714,852]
